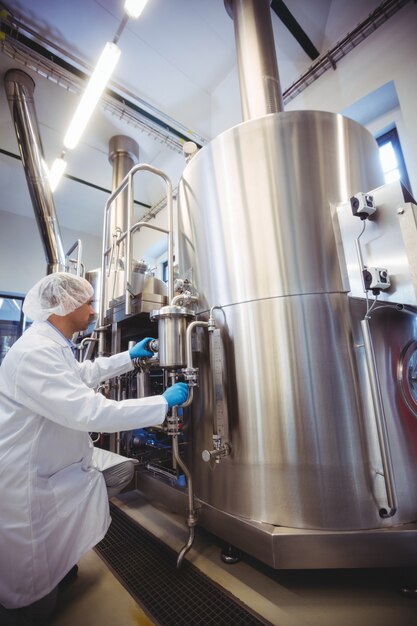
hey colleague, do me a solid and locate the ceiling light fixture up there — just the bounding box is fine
[48,157,67,192]
[48,1,149,191]
[63,41,121,150]
[124,0,149,19]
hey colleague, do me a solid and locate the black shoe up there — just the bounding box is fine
[58,564,79,589]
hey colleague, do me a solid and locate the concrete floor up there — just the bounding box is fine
[49,492,417,626]
[50,549,155,626]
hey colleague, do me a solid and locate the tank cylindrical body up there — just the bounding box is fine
[151,306,194,368]
[176,110,417,531]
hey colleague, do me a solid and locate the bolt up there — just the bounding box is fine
[397,207,405,214]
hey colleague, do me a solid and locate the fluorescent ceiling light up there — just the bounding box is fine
[48,157,67,192]
[124,0,149,19]
[64,42,121,150]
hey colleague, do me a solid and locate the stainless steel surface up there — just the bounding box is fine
[108,135,139,245]
[171,415,197,568]
[186,320,209,370]
[349,297,417,523]
[132,474,417,569]
[107,135,139,302]
[107,292,167,324]
[182,319,210,407]
[360,317,397,517]
[128,221,169,305]
[188,295,401,530]
[4,69,66,274]
[85,268,102,317]
[142,276,167,297]
[125,165,173,313]
[99,163,173,330]
[176,110,417,532]
[91,10,417,569]
[208,328,230,444]
[179,111,383,310]
[333,181,417,306]
[150,305,195,368]
[65,239,83,276]
[130,260,146,296]
[136,371,150,398]
[201,439,231,464]
[225,0,283,119]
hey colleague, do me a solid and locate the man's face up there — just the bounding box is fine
[67,298,96,332]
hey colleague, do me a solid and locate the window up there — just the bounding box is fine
[162,260,168,283]
[0,294,26,364]
[376,127,412,193]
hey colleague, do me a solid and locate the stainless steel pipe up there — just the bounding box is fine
[4,69,66,274]
[171,427,197,568]
[107,135,139,302]
[108,135,139,243]
[225,0,283,120]
[360,317,398,517]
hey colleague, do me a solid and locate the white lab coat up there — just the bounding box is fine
[0,321,167,609]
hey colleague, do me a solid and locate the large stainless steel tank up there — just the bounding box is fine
[176,109,415,531]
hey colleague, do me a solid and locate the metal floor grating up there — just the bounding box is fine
[95,502,272,626]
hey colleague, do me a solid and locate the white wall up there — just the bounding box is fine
[0,210,102,294]
[132,207,171,267]
[211,3,417,195]
[0,198,173,296]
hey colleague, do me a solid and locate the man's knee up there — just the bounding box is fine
[102,459,137,497]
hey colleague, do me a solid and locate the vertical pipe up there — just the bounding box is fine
[225,0,284,120]
[108,135,139,245]
[361,317,397,517]
[108,135,139,303]
[125,170,134,315]
[4,69,66,274]
[167,185,174,302]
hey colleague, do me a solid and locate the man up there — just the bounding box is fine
[0,272,188,624]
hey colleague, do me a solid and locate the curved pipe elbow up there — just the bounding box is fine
[176,526,195,569]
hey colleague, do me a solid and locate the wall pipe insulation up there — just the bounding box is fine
[4,69,66,274]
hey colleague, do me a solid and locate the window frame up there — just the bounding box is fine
[376,127,412,193]
[0,293,26,364]
[162,260,168,283]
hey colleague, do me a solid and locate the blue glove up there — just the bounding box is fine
[129,337,155,359]
[163,382,189,409]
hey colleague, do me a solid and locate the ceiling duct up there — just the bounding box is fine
[225,0,284,120]
[4,69,66,274]
[106,135,139,302]
[108,135,139,241]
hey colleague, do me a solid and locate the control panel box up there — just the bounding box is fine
[332,180,417,306]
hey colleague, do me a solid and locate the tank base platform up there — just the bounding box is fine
[114,471,417,570]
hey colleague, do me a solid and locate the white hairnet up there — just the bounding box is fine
[23,272,94,321]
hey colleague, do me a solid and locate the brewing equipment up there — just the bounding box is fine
[6,0,417,570]
[128,0,417,567]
